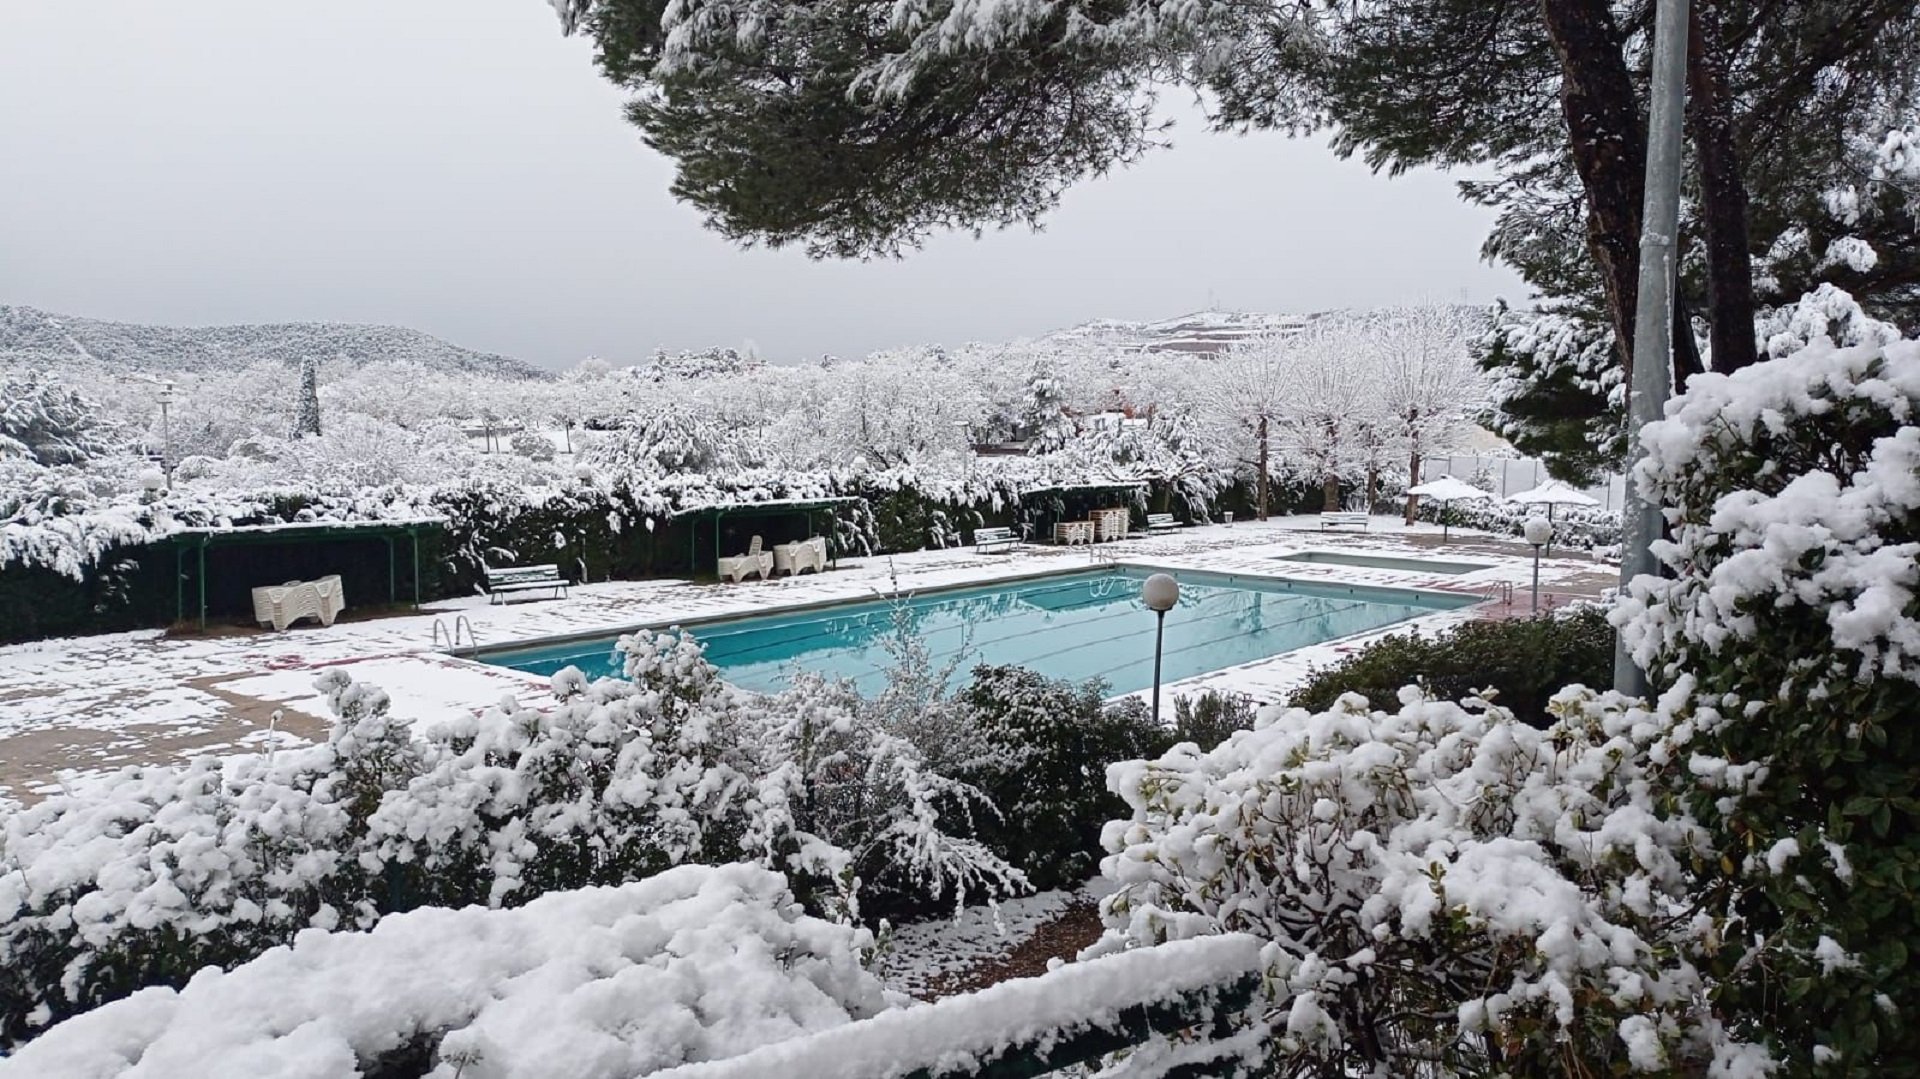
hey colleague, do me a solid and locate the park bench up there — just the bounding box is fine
[1319,511,1370,531]
[973,526,1020,554]
[483,563,568,604]
[1146,513,1180,533]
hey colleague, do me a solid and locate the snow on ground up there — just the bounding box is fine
[873,879,1117,999]
[0,517,1613,799]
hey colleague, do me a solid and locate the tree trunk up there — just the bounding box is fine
[1404,448,1422,525]
[1322,473,1340,513]
[1256,414,1270,520]
[1365,468,1379,512]
[1539,0,1646,377]
[1686,0,1759,374]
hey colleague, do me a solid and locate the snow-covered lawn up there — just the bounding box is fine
[0,516,1610,799]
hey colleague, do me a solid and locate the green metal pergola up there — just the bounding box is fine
[673,497,860,578]
[169,517,445,629]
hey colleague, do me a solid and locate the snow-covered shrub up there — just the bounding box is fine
[1289,606,1615,728]
[1412,494,1621,547]
[4,864,890,1079]
[1617,328,1920,1071]
[0,629,1031,1042]
[1097,687,1759,1075]
[1168,689,1258,750]
[360,630,765,911]
[508,428,556,460]
[954,666,1172,893]
[0,673,413,1042]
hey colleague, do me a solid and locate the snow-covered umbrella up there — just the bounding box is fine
[1405,476,1494,541]
[1504,479,1601,553]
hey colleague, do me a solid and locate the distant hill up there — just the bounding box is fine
[0,305,550,380]
[1042,309,1317,355]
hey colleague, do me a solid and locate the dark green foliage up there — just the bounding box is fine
[1288,608,1615,729]
[1169,690,1257,751]
[1640,351,1920,1073]
[956,665,1173,892]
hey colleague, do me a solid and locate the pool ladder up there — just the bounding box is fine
[432,615,480,656]
[1480,580,1515,607]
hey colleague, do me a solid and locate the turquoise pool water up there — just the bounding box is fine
[481,568,1474,697]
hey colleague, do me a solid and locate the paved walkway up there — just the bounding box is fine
[0,517,1613,800]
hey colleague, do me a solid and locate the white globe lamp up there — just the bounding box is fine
[1523,515,1553,612]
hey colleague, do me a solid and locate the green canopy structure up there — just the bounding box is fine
[671,498,860,577]
[169,517,445,629]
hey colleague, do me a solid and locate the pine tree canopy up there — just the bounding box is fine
[553,0,1920,474]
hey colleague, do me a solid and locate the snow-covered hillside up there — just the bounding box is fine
[0,305,549,381]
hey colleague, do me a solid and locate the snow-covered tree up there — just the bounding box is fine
[1273,323,1382,513]
[292,356,321,438]
[0,376,113,466]
[1361,306,1488,521]
[1195,336,1288,519]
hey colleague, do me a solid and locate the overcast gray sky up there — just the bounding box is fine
[0,0,1528,369]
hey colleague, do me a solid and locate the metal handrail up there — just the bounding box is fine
[431,616,480,656]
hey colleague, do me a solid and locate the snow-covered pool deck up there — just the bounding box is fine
[0,516,1615,800]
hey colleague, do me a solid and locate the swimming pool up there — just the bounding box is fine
[1273,551,1493,575]
[482,568,1475,697]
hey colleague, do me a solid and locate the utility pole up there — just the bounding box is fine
[1614,0,1690,698]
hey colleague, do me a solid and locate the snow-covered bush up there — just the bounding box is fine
[508,428,556,460]
[954,666,1171,893]
[1412,493,1621,547]
[3,864,890,1079]
[1617,327,1920,1071]
[1289,606,1616,728]
[1096,687,1761,1075]
[0,628,1033,1042]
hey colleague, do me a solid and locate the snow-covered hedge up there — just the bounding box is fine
[1095,687,1761,1075]
[2,864,890,1079]
[1617,329,1920,1070]
[1413,493,1620,548]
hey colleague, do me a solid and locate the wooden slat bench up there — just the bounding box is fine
[483,563,568,603]
[973,526,1020,554]
[1146,513,1180,533]
[1319,511,1370,531]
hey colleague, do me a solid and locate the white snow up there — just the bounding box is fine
[0,864,889,1079]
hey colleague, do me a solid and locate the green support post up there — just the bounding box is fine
[197,537,207,631]
[411,528,422,609]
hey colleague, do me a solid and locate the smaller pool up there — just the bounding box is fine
[1274,551,1492,575]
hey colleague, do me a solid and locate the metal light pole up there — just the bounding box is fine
[1142,573,1179,723]
[1615,0,1691,697]
[156,380,176,487]
[1524,516,1553,614]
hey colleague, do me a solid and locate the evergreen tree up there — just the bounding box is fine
[293,356,322,438]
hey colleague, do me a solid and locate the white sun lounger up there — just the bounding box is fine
[719,535,775,582]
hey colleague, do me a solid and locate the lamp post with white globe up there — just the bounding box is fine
[1523,515,1553,613]
[1142,573,1180,723]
